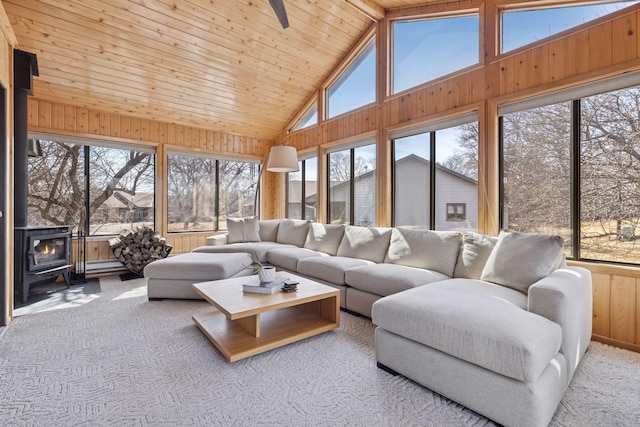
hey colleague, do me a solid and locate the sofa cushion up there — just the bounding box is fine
[227,217,260,243]
[266,247,328,272]
[336,226,393,263]
[144,252,252,281]
[259,219,282,242]
[345,264,449,297]
[276,219,311,247]
[192,242,295,263]
[303,223,345,256]
[372,279,560,383]
[297,256,374,285]
[453,232,498,279]
[385,228,461,276]
[481,230,564,294]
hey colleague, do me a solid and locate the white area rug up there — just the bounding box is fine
[0,275,639,426]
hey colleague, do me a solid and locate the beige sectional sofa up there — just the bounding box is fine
[148,217,592,427]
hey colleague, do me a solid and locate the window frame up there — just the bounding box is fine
[325,138,377,225]
[390,112,479,230]
[27,133,156,237]
[285,155,318,221]
[446,203,467,221]
[499,75,640,266]
[389,11,480,96]
[324,31,377,120]
[166,149,259,233]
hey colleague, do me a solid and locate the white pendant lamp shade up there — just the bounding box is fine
[266,145,299,172]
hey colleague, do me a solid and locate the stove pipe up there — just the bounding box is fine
[13,50,38,228]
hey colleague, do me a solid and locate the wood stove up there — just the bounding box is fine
[14,226,72,303]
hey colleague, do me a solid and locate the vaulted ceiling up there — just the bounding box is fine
[4,0,426,140]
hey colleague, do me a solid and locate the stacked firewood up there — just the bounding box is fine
[109,226,172,275]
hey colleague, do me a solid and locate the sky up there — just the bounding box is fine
[292,0,639,181]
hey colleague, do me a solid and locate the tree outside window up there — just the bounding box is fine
[28,139,154,235]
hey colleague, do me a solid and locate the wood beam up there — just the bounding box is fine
[345,0,385,21]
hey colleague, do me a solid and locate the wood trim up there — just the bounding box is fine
[0,2,18,47]
[592,334,640,353]
[345,0,385,21]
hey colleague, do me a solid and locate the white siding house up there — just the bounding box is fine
[290,154,477,230]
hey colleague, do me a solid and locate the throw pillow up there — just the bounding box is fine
[480,230,564,294]
[384,228,462,277]
[336,226,393,263]
[258,219,281,242]
[227,217,260,244]
[453,232,498,279]
[276,219,311,247]
[304,223,346,256]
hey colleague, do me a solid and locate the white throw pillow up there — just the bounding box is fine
[384,228,462,277]
[480,230,564,294]
[303,223,345,256]
[227,217,260,244]
[258,219,281,242]
[453,232,498,279]
[276,219,311,247]
[336,226,393,263]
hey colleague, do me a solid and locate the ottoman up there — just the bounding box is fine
[144,252,253,300]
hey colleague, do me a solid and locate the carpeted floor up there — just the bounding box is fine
[0,275,639,426]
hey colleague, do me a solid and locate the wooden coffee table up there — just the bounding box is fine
[192,272,340,362]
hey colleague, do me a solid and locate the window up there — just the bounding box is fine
[327,37,376,118]
[167,153,217,232]
[291,104,318,132]
[28,137,155,236]
[501,104,572,255]
[287,157,318,221]
[327,142,376,225]
[446,204,466,221]
[502,1,639,53]
[392,15,479,94]
[218,160,259,229]
[392,114,478,231]
[500,82,640,264]
[167,152,258,232]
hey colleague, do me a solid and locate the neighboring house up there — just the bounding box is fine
[96,192,154,223]
[394,154,478,231]
[289,154,478,231]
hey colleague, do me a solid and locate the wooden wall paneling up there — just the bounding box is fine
[548,37,569,83]
[436,82,447,113]
[130,117,141,140]
[158,122,168,144]
[99,112,110,136]
[591,272,612,337]
[88,109,100,134]
[38,99,52,128]
[610,275,637,343]
[612,12,638,64]
[110,113,120,137]
[64,105,76,132]
[120,116,130,140]
[446,77,461,110]
[98,240,112,260]
[499,55,515,95]
[589,21,613,71]
[568,30,591,78]
[527,44,550,93]
[77,108,89,133]
[52,102,64,130]
[512,51,530,92]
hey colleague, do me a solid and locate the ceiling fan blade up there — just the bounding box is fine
[269,0,289,29]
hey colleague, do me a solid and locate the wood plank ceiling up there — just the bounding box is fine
[3,0,378,140]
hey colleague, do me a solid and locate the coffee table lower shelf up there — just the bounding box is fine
[193,303,339,362]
